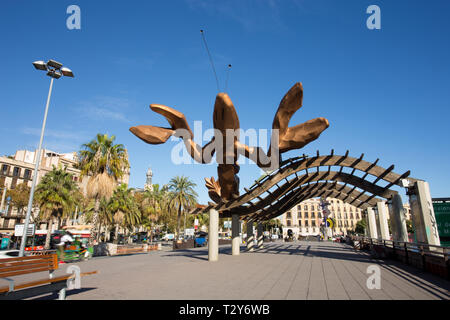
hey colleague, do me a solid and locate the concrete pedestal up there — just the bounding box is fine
[257,223,264,249]
[208,209,219,262]
[367,207,378,239]
[246,221,254,252]
[232,214,240,256]
[376,201,390,241]
[408,181,440,246]
[388,194,408,242]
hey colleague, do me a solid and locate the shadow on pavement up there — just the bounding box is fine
[29,287,97,300]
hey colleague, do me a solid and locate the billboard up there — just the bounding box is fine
[433,202,450,237]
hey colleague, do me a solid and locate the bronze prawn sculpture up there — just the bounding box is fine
[130,82,329,203]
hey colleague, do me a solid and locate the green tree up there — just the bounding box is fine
[108,184,141,244]
[262,219,282,231]
[188,212,209,231]
[6,182,31,216]
[140,184,168,241]
[168,176,198,238]
[83,197,112,242]
[78,133,129,245]
[34,166,79,249]
[355,219,367,235]
[406,219,414,234]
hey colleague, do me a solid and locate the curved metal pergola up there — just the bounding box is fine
[192,150,418,222]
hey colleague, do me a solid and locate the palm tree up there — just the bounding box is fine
[78,133,129,245]
[83,197,113,242]
[109,184,141,244]
[34,166,79,249]
[167,176,198,238]
[140,184,168,241]
[188,212,209,231]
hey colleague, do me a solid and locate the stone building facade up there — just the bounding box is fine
[0,149,130,234]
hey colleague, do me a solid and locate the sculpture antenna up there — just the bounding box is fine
[225,64,232,93]
[200,29,221,93]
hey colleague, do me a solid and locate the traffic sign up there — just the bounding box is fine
[14,224,35,237]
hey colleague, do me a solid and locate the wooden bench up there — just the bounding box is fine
[0,253,97,300]
[116,244,158,255]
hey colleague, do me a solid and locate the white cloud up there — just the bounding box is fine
[76,96,134,123]
[21,127,88,141]
[185,0,286,32]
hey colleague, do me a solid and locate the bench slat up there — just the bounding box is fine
[0,257,54,268]
[0,262,54,275]
[0,267,55,278]
[0,254,54,263]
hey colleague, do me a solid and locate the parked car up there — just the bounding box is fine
[0,249,20,259]
[194,231,208,247]
[161,233,175,241]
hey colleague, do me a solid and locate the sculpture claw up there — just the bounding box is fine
[129,125,174,145]
[130,104,195,144]
[272,82,329,154]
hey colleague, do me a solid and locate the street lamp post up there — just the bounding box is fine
[18,60,74,257]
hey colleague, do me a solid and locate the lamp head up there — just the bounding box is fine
[32,61,48,71]
[47,59,63,69]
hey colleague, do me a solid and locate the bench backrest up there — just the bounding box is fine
[0,254,58,278]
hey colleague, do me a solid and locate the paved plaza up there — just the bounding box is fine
[29,241,450,300]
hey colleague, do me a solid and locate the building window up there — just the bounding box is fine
[305,220,309,227]
[297,205,301,211]
[286,212,291,219]
[13,167,20,177]
[312,220,316,227]
[287,220,291,227]
[298,220,302,226]
[24,169,31,180]
[1,165,9,175]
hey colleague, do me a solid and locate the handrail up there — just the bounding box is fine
[351,236,448,258]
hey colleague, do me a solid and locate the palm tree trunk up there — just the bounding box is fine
[105,225,110,242]
[44,218,53,250]
[176,203,181,239]
[97,220,103,242]
[88,197,100,246]
[114,225,119,244]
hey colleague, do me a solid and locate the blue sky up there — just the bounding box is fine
[0,0,449,204]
